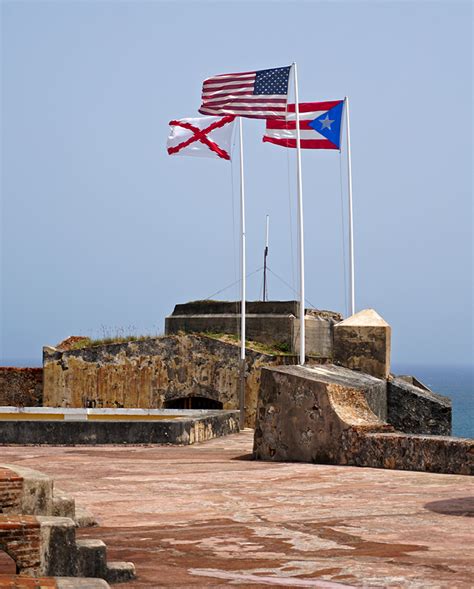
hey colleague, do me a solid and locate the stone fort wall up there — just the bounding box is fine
[43,334,296,428]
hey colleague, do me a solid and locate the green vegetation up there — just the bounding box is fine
[202,332,293,356]
[68,335,157,350]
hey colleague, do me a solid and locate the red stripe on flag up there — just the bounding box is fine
[208,70,256,79]
[203,76,256,87]
[203,104,287,113]
[203,83,255,93]
[202,90,254,100]
[262,136,339,150]
[206,99,287,108]
[200,108,281,119]
[266,120,313,130]
[286,101,343,113]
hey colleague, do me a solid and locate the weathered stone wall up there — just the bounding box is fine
[43,334,296,427]
[0,368,43,407]
[387,377,452,435]
[254,365,471,475]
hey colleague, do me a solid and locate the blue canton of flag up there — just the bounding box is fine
[308,101,344,149]
[253,67,291,95]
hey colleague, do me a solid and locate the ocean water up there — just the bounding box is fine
[2,358,473,439]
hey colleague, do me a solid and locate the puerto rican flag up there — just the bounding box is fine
[263,100,345,150]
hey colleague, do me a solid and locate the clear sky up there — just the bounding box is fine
[1,0,472,367]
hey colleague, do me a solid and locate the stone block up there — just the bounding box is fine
[253,364,389,464]
[333,309,391,379]
[253,365,471,475]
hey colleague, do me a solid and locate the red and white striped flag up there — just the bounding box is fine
[264,100,345,149]
[199,66,291,119]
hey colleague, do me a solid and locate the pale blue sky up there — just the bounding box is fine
[1,0,472,366]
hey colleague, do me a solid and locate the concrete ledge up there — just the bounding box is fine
[344,431,473,475]
[0,411,239,445]
[0,576,110,588]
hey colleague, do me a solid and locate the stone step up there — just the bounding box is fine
[76,539,107,578]
[52,492,76,519]
[106,561,136,584]
[0,515,135,583]
[38,516,77,577]
[74,506,98,528]
[0,465,80,521]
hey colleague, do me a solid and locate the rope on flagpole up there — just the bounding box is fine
[266,266,318,310]
[203,267,263,304]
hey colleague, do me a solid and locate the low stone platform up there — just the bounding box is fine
[0,432,472,588]
[0,576,110,588]
[0,409,239,445]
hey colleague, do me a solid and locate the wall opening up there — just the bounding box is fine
[164,396,223,410]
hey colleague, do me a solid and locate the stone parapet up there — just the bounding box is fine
[388,376,452,435]
[254,365,471,475]
[343,430,473,475]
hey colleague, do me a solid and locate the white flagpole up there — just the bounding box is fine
[238,117,246,428]
[293,62,305,366]
[344,96,355,316]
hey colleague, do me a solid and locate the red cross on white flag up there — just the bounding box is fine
[167,115,235,160]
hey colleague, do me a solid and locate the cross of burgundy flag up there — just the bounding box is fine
[263,100,345,149]
[167,115,235,160]
[199,66,291,119]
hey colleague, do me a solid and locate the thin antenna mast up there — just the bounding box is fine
[263,215,269,301]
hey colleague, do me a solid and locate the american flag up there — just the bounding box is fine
[199,66,291,119]
[263,100,345,149]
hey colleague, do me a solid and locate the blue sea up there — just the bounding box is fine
[2,358,473,439]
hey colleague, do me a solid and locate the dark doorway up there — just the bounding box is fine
[164,396,223,410]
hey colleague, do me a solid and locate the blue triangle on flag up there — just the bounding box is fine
[308,101,344,149]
